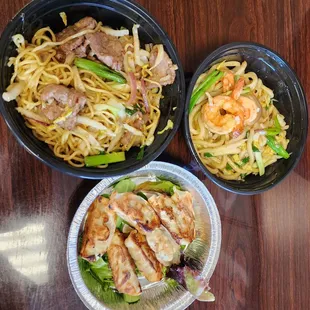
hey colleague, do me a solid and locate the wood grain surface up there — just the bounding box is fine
[0,0,310,309]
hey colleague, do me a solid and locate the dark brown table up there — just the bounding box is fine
[1,0,310,309]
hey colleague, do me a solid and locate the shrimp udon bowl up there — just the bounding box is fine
[0,0,185,178]
[185,42,307,194]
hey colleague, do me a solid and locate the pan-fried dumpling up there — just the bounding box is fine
[80,196,116,259]
[107,230,141,296]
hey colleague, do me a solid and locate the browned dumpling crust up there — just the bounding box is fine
[107,230,141,296]
[125,230,163,282]
[148,190,195,245]
[80,196,116,259]
[109,192,160,234]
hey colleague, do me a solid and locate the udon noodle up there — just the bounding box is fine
[189,61,290,180]
[3,16,177,168]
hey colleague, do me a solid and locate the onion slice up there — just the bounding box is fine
[126,72,137,106]
[149,44,164,70]
[132,24,144,66]
[140,79,150,113]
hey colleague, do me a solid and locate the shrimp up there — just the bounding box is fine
[231,77,245,100]
[222,72,234,92]
[202,95,244,137]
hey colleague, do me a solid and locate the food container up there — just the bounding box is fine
[67,161,221,309]
[184,42,308,194]
[0,0,185,178]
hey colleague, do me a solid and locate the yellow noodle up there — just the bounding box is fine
[8,25,165,167]
[190,60,289,180]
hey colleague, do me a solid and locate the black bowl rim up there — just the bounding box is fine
[184,41,308,195]
[0,0,185,179]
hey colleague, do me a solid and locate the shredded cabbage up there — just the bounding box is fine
[94,98,126,119]
[158,119,173,134]
[59,12,67,26]
[101,27,129,37]
[132,24,144,66]
[15,107,48,123]
[76,116,116,137]
[72,66,86,92]
[2,81,26,102]
[12,34,25,48]
[74,126,100,147]
[123,124,143,136]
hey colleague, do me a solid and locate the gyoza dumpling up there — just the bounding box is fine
[148,189,195,245]
[107,230,141,296]
[125,230,163,282]
[80,196,116,259]
[109,191,160,234]
[145,226,180,266]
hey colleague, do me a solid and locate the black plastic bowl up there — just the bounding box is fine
[0,0,185,179]
[184,42,308,195]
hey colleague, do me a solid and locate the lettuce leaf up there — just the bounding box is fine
[136,180,180,196]
[114,179,136,193]
[78,257,122,304]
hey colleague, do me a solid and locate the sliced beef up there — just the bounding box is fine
[148,45,176,87]
[55,17,97,62]
[40,84,87,130]
[85,32,124,71]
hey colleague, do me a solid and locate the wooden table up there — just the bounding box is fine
[1,0,309,309]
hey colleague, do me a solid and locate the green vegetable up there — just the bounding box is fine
[265,127,281,136]
[114,178,136,193]
[189,70,224,112]
[266,136,290,159]
[84,152,125,167]
[165,278,179,289]
[136,180,180,196]
[241,87,251,94]
[240,173,247,179]
[162,266,168,277]
[136,191,148,200]
[158,120,174,134]
[252,145,259,152]
[133,103,144,114]
[225,163,233,171]
[204,152,213,158]
[78,257,121,304]
[125,107,138,116]
[192,70,218,98]
[116,216,125,230]
[101,193,110,199]
[90,257,108,269]
[252,146,265,176]
[241,157,250,164]
[180,245,187,251]
[75,58,126,84]
[122,294,140,304]
[274,116,281,130]
[137,146,145,160]
[135,268,142,276]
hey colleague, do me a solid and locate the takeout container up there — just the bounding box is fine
[0,0,185,179]
[184,42,308,195]
[67,161,221,310]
